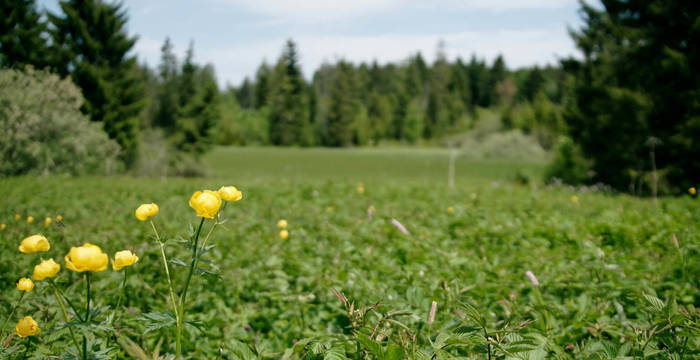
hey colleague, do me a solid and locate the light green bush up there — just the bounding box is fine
[0,68,121,176]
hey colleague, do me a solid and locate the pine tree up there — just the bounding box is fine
[154,37,179,131]
[254,61,271,108]
[49,0,144,164]
[0,0,49,68]
[267,39,312,146]
[323,61,357,146]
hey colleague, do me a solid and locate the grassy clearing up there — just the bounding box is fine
[0,147,697,359]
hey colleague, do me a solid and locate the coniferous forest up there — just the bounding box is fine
[1,0,699,194]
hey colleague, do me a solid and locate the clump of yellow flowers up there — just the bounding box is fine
[136,184,242,359]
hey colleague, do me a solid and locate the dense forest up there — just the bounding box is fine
[1,0,698,194]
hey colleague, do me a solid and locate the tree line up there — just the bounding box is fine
[1,0,697,193]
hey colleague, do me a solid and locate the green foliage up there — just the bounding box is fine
[565,0,700,193]
[3,149,697,357]
[49,0,145,165]
[0,68,120,176]
[545,137,592,185]
[0,0,49,69]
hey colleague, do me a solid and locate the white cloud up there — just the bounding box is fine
[218,0,400,22]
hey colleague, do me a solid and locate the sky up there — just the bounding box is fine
[38,0,585,87]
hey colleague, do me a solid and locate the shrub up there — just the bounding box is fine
[545,136,592,184]
[0,68,121,176]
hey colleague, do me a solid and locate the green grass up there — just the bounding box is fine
[0,147,697,359]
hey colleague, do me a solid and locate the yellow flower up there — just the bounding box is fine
[17,278,34,292]
[14,214,21,221]
[279,229,289,240]
[447,206,455,214]
[1,223,5,231]
[56,215,63,221]
[112,250,139,271]
[690,187,697,195]
[65,243,108,272]
[189,190,222,219]
[19,234,50,254]
[277,219,288,229]
[15,316,40,338]
[368,205,375,213]
[135,203,159,221]
[571,195,579,204]
[32,259,61,281]
[357,183,365,194]
[218,186,243,202]
[27,216,34,223]
[44,217,52,227]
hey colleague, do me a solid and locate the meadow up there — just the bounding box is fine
[0,147,697,359]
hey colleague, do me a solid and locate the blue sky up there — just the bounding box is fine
[38,0,585,87]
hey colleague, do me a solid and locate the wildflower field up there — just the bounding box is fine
[0,147,698,359]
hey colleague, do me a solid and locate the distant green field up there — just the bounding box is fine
[204,146,545,184]
[0,147,697,359]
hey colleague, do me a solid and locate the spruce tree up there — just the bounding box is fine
[0,0,48,68]
[49,0,144,164]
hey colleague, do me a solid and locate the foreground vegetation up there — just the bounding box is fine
[0,148,698,359]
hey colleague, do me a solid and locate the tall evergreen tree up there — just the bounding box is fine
[254,61,271,108]
[0,0,49,68]
[267,39,312,146]
[49,0,144,164]
[565,0,700,192]
[154,37,179,131]
[323,61,357,146]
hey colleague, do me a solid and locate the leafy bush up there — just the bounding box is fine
[545,136,592,184]
[0,68,121,176]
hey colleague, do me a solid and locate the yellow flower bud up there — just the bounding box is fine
[189,190,222,219]
[277,219,288,229]
[447,206,455,214]
[32,259,61,281]
[56,215,63,221]
[15,316,40,338]
[19,234,50,254]
[27,216,34,223]
[571,195,579,204]
[112,250,139,271]
[357,183,365,194]
[44,217,52,227]
[0,223,5,231]
[690,187,697,195]
[17,278,34,292]
[135,203,159,221]
[14,214,21,221]
[218,186,243,202]
[65,243,108,272]
[279,229,289,240]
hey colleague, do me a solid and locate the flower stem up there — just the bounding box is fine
[176,217,205,359]
[0,292,24,340]
[110,268,128,327]
[22,336,31,359]
[50,282,82,359]
[83,272,91,360]
[150,220,182,357]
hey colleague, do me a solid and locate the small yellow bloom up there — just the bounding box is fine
[56,215,63,221]
[65,243,108,272]
[189,190,222,219]
[112,250,139,271]
[1,223,5,231]
[279,229,289,240]
[15,316,40,338]
[690,187,697,195]
[447,206,455,214]
[326,206,334,213]
[19,234,50,254]
[27,216,34,223]
[357,183,365,194]
[32,259,61,281]
[17,278,34,292]
[571,195,579,204]
[14,214,21,221]
[218,186,243,202]
[277,219,288,229]
[135,203,159,221]
[368,205,375,213]
[44,217,52,227]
